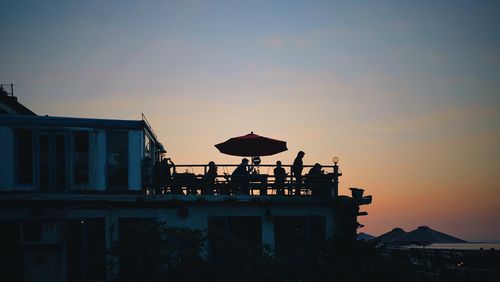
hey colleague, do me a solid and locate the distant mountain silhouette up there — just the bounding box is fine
[393,226,467,245]
[357,232,375,241]
[374,227,407,244]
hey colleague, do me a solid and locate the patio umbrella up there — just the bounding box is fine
[215,132,288,157]
[393,226,466,246]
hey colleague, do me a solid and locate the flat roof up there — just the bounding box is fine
[0,114,146,130]
[0,114,164,145]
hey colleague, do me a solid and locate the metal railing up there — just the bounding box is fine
[0,83,16,97]
[142,163,341,197]
[141,113,158,140]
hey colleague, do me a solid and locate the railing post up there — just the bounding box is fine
[333,164,339,198]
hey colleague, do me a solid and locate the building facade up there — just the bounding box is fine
[0,94,371,282]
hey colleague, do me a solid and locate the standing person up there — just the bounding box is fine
[204,161,218,195]
[273,161,287,195]
[160,157,176,193]
[231,158,251,195]
[292,151,305,195]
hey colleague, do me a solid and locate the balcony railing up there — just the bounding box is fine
[142,163,341,198]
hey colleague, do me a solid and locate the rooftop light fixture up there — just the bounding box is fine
[332,156,339,164]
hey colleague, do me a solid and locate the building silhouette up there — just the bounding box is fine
[0,90,371,281]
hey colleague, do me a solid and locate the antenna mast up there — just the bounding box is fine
[0,83,17,96]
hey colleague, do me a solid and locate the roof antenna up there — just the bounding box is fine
[0,83,18,97]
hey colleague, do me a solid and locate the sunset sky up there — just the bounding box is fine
[2,0,499,240]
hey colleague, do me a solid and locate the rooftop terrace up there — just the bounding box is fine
[142,162,344,198]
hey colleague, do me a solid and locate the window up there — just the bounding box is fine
[118,218,156,281]
[144,133,152,159]
[0,221,23,280]
[274,216,326,256]
[36,132,68,191]
[107,131,129,189]
[38,134,50,191]
[15,129,33,184]
[54,134,66,191]
[73,131,89,184]
[67,218,105,281]
[208,216,262,257]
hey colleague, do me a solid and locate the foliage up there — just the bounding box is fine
[207,228,275,282]
[111,220,465,282]
[111,221,205,282]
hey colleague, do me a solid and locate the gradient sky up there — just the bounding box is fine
[2,0,499,240]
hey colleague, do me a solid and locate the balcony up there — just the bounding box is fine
[142,163,342,198]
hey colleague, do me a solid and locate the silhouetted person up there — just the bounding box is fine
[307,163,326,196]
[142,157,154,191]
[273,161,286,195]
[204,161,218,195]
[292,151,305,195]
[307,163,324,176]
[231,158,250,195]
[160,157,177,193]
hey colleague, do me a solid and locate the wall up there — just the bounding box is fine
[64,203,336,250]
[0,200,340,281]
[0,125,145,192]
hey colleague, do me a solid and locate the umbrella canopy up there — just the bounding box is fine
[215,132,288,157]
[393,226,466,245]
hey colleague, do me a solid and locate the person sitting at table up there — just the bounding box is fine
[273,161,287,195]
[159,157,177,194]
[231,158,251,195]
[204,161,218,195]
[308,163,324,176]
[307,163,325,196]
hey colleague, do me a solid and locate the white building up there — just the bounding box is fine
[0,114,162,193]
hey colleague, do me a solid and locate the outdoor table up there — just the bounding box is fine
[305,173,334,197]
[249,174,269,195]
[173,173,197,194]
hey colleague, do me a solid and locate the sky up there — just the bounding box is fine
[1,0,499,241]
